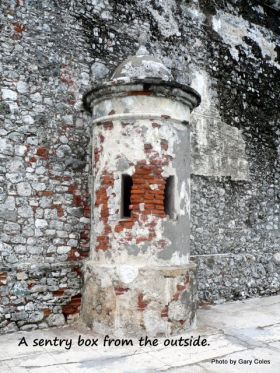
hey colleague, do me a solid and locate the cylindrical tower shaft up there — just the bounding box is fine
[81,52,200,336]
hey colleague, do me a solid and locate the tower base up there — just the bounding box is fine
[81,261,197,337]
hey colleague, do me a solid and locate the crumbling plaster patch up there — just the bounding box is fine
[190,69,249,181]
[212,10,279,67]
[82,262,196,336]
[92,117,190,266]
[142,0,181,38]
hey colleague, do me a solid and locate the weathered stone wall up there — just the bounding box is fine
[0,0,92,333]
[0,0,279,332]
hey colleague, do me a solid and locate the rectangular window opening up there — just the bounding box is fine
[164,176,175,218]
[121,174,133,218]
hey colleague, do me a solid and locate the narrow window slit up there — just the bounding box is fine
[121,174,133,218]
[164,176,175,218]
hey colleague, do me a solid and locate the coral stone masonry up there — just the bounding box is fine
[0,0,279,335]
[81,50,200,336]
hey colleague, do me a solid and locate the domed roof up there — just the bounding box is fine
[111,46,173,81]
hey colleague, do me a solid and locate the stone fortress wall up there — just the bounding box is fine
[0,0,279,333]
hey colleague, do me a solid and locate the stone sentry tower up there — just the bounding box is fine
[81,48,201,337]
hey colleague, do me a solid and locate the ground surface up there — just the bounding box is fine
[0,295,279,372]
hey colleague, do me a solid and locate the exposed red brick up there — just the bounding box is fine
[161,305,169,318]
[68,248,80,261]
[95,172,114,251]
[103,121,113,130]
[13,22,25,34]
[62,294,81,318]
[94,148,100,162]
[136,237,148,244]
[115,287,129,295]
[104,226,111,234]
[72,267,82,276]
[27,282,34,289]
[51,175,71,181]
[177,284,186,291]
[152,122,161,128]
[171,282,188,303]
[53,289,65,297]
[43,309,51,317]
[184,274,190,284]
[113,158,169,241]
[79,251,89,258]
[138,293,149,311]
[137,160,147,165]
[0,272,7,286]
[126,91,152,96]
[36,147,48,158]
[51,203,64,218]
[115,225,123,233]
[150,159,169,166]
[56,205,64,217]
[73,195,82,206]
[119,220,134,229]
[157,239,168,248]
[155,205,164,210]
[80,230,89,240]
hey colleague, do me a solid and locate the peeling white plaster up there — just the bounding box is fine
[139,203,145,212]
[94,123,146,175]
[212,10,279,66]
[191,69,249,181]
[118,265,139,284]
[144,308,167,336]
[179,180,190,217]
[170,251,189,265]
[91,90,193,267]
[142,0,181,38]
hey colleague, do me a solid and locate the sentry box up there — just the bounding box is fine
[81,48,200,337]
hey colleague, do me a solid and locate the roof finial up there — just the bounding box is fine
[136,33,149,56]
[111,33,173,81]
[136,44,149,56]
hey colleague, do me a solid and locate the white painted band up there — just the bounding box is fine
[92,113,189,126]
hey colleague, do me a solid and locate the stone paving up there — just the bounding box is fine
[0,295,279,372]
